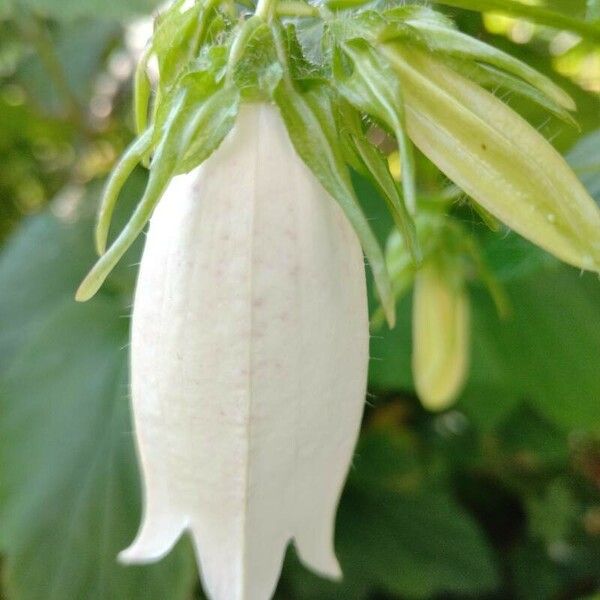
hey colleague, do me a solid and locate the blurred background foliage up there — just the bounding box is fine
[0,0,599,599]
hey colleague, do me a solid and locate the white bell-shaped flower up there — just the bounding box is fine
[119,103,369,600]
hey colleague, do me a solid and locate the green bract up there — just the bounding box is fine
[77,0,600,325]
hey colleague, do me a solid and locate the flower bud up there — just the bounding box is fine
[383,44,600,273]
[119,103,369,600]
[412,261,470,411]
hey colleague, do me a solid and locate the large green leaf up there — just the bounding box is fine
[0,300,195,600]
[468,267,600,429]
[0,178,141,367]
[17,20,119,116]
[0,176,197,600]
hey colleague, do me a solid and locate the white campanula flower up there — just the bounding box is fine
[74,3,600,598]
[118,103,369,600]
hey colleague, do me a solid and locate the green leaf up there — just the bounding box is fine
[468,266,600,430]
[17,19,119,117]
[589,0,600,20]
[370,263,600,431]
[508,540,562,600]
[527,480,578,544]
[272,25,395,326]
[0,176,143,370]
[0,181,197,600]
[497,403,567,463]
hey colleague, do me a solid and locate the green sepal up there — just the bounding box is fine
[175,86,240,174]
[134,45,153,136]
[383,14,575,112]
[373,212,509,329]
[153,1,203,92]
[272,22,396,327]
[95,127,155,255]
[383,5,456,29]
[338,101,421,262]
[333,38,418,215]
[371,227,417,331]
[231,21,282,100]
[445,59,578,127]
[77,91,190,302]
[324,0,378,12]
[78,78,240,301]
[152,49,227,148]
[280,22,328,83]
[327,9,388,44]
[138,0,224,133]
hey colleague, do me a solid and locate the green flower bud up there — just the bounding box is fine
[412,261,470,411]
[382,44,600,273]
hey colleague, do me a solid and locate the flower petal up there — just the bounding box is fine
[121,104,369,600]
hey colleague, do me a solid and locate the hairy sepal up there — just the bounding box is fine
[338,102,420,262]
[387,15,575,112]
[77,78,239,301]
[445,59,578,127]
[333,39,418,216]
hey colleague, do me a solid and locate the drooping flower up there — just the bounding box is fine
[118,103,369,600]
[74,1,600,597]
